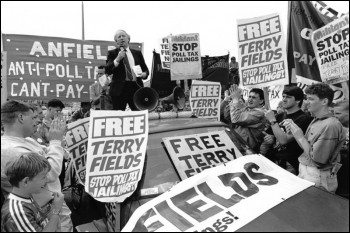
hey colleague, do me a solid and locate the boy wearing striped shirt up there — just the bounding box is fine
[1,152,64,232]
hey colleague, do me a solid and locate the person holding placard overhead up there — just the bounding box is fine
[106,30,149,111]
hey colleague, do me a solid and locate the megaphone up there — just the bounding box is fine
[133,87,159,112]
[160,86,186,110]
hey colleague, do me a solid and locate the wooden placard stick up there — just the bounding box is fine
[263,87,271,110]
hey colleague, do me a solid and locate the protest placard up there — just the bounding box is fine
[122,154,313,232]
[1,51,7,105]
[170,33,202,81]
[85,110,148,203]
[190,80,221,120]
[2,34,142,102]
[163,131,243,180]
[159,36,170,69]
[65,117,90,185]
[237,13,289,88]
[311,14,349,85]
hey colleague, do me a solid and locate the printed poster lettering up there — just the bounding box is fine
[122,155,313,232]
[163,131,243,180]
[65,117,90,185]
[190,80,221,120]
[159,36,171,69]
[170,33,202,80]
[311,14,349,85]
[3,34,142,102]
[237,13,289,88]
[85,110,148,203]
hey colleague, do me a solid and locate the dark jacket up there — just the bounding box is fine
[106,48,149,97]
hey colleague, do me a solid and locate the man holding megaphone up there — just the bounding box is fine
[106,29,149,111]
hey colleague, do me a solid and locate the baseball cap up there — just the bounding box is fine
[283,86,304,101]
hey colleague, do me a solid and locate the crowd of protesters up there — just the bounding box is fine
[220,82,349,198]
[0,62,125,231]
[1,100,73,231]
[1,59,349,231]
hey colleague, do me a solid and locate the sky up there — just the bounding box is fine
[1,1,349,78]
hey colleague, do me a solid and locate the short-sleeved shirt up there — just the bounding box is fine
[298,113,346,170]
[1,193,49,232]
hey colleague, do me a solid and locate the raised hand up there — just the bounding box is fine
[115,49,126,63]
[49,117,67,141]
[282,119,304,139]
[264,110,276,122]
[229,84,242,101]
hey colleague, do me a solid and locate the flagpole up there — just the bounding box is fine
[82,1,85,40]
[77,1,85,111]
[1,30,3,51]
[286,1,295,84]
[150,49,156,87]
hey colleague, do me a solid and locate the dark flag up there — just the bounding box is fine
[201,54,229,89]
[150,52,177,98]
[287,1,345,84]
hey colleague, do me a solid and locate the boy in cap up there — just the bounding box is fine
[264,85,313,173]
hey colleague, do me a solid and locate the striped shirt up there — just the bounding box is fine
[1,193,49,232]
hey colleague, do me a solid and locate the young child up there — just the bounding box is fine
[1,152,64,232]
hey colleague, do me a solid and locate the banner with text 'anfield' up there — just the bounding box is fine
[3,34,142,102]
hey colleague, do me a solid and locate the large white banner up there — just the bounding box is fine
[122,155,313,232]
[65,117,90,185]
[237,13,289,88]
[311,14,349,85]
[170,33,202,81]
[85,110,148,203]
[163,131,243,180]
[190,80,221,120]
